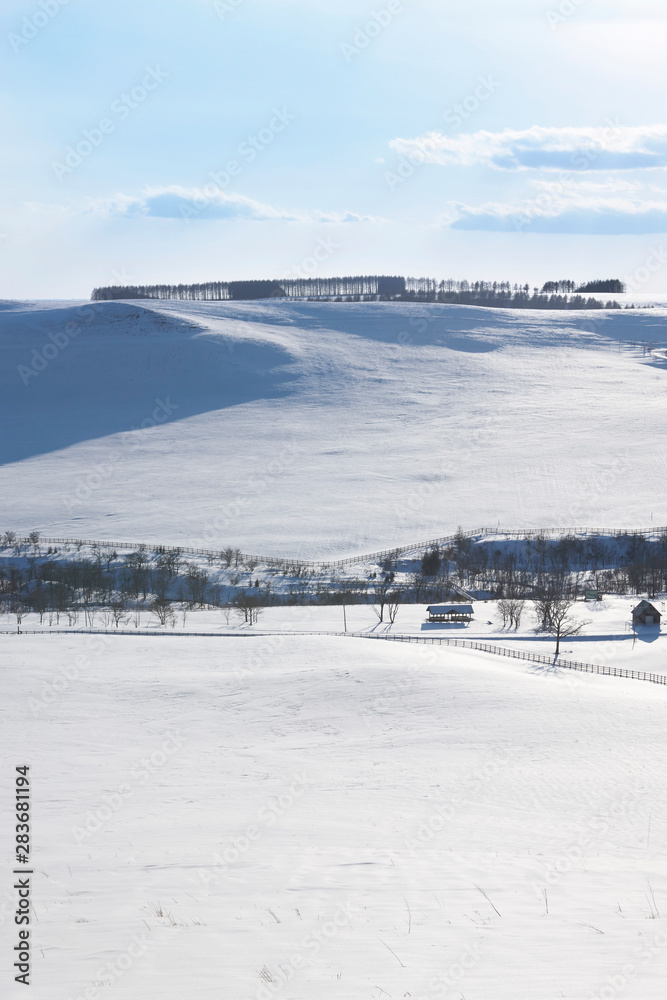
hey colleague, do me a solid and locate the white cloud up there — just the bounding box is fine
[112,187,299,222]
[390,124,667,171]
[36,187,382,225]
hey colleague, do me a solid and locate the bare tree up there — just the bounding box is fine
[150,598,175,627]
[103,549,118,573]
[26,549,40,581]
[184,565,209,607]
[82,600,96,628]
[508,599,525,629]
[381,549,401,573]
[234,592,263,626]
[534,597,590,654]
[110,602,129,628]
[387,595,401,625]
[371,576,394,623]
[31,586,48,624]
[220,603,234,627]
[498,598,525,630]
[410,571,426,604]
[156,547,182,578]
[496,600,511,629]
[152,569,170,602]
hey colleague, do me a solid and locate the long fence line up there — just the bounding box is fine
[2,626,666,688]
[350,633,667,686]
[6,525,667,571]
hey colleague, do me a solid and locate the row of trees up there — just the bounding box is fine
[496,596,588,653]
[434,290,620,310]
[91,276,407,302]
[541,280,578,293]
[0,552,269,629]
[2,531,665,625]
[541,279,626,294]
[416,531,667,599]
[90,275,624,310]
[577,279,626,293]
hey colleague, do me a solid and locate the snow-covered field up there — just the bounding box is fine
[1,297,666,557]
[3,297,667,998]
[3,627,667,999]
[4,595,667,676]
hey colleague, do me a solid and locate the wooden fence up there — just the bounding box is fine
[5,524,667,571]
[2,626,666,687]
[349,633,667,686]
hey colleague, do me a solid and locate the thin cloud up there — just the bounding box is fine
[45,187,382,225]
[313,209,379,223]
[444,182,667,233]
[390,124,667,171]
[438,177,667,233]
[122,187,299,222]
[450,208,667,234]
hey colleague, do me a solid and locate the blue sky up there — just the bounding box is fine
[2,0,667,298]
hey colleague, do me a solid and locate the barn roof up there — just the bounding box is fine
[633,600,659,614]
[427,605,474,615]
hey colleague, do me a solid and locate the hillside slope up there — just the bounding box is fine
[1,298,666,556]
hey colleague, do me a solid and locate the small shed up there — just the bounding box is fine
[427,604,474,623]
[632,601,662,626]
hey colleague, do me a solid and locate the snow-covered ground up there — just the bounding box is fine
[3,627,667,999]
[1,297,666,557]
[3,297,667,998]
[4,595,665,675]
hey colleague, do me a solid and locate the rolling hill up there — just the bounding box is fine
[1,298,666,556]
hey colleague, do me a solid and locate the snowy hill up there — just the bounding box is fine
[1,297,666,557]
[4,297,667,999]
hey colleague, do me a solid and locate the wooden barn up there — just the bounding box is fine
[632,601,662,626]
[427,604,474,623]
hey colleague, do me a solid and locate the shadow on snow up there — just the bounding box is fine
[0,302,295,465]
